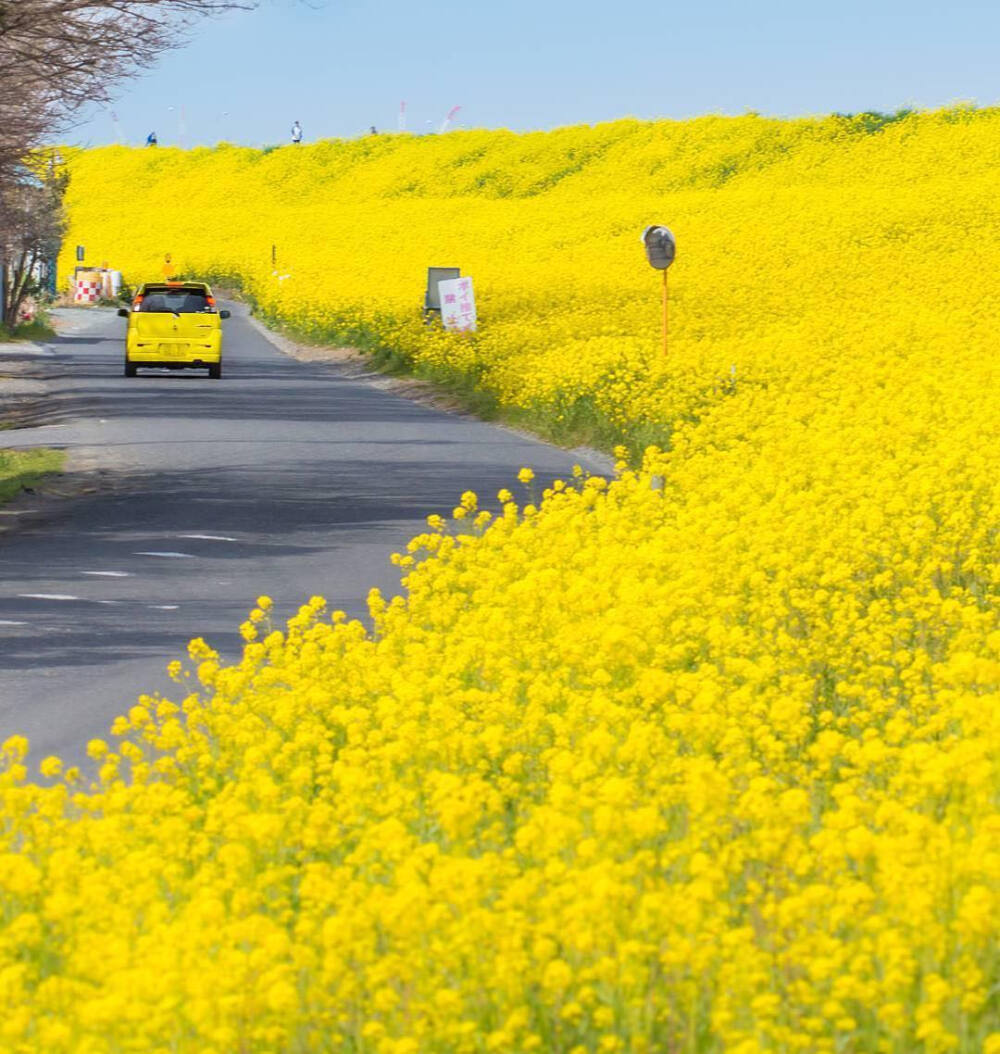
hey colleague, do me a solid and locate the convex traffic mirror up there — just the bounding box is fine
[641,225,676,270]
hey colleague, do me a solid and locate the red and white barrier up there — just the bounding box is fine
[73,278,101,304]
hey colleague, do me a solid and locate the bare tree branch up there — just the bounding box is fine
[0,0,258,302]
[0,1,255,131]
[0,159,67,328]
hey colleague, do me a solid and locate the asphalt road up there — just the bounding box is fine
[0,306,609,765]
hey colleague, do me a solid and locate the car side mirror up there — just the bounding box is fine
[219,309,231,320]
[117,308,130,318]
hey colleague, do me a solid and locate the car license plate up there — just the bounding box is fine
[158,343,189,358]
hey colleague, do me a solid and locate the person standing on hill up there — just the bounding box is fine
[146,131,158,147]
[291,121,303,144]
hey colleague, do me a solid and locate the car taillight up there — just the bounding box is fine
[133,296,143,308]
[206,297,216,308]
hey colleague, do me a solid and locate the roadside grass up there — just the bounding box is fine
[299,315,675,457]
[278,305,657,454]
[0,448,64,505]
[0,313,57,343]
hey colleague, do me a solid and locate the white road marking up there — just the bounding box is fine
[134,551,195,559]
[0,619,29,626]
[178,533,237,542]
[81,570,133,578]
[149,604,179,610]
[18,593,80,601]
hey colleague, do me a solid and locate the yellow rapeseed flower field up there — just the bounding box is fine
[0,108,992,1050]
[57,107,1000,453]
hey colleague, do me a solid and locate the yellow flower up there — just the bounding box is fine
[0,107,990,1052]
[38,756,62,778]
[542,959,573,993]
[1,735,28,760]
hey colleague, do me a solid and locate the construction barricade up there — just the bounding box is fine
[71,267,122,305]
[73,270,102,304]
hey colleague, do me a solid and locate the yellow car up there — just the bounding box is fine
[118,281,231,379]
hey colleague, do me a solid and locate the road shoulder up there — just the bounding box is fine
[0,310,118,529]
[240,304,615,477]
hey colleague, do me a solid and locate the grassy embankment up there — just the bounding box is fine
[0,448,63,499]
[0,316,56,343]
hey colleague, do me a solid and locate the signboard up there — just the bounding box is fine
[439,276,477,332]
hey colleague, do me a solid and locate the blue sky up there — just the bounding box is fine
[72,0,998,147]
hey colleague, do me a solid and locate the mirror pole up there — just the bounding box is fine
[662,269,669,358]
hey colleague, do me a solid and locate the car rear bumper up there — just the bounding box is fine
[127,341,221,365]
[126,359,220,369]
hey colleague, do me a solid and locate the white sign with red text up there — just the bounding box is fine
[438,276,477,333]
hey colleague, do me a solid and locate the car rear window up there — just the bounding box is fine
[139,288,211,313]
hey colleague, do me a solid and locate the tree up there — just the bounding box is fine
[0,2,254,134]
[0,0,256,204]
[0,0,256,319]
[0,159,66,329]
